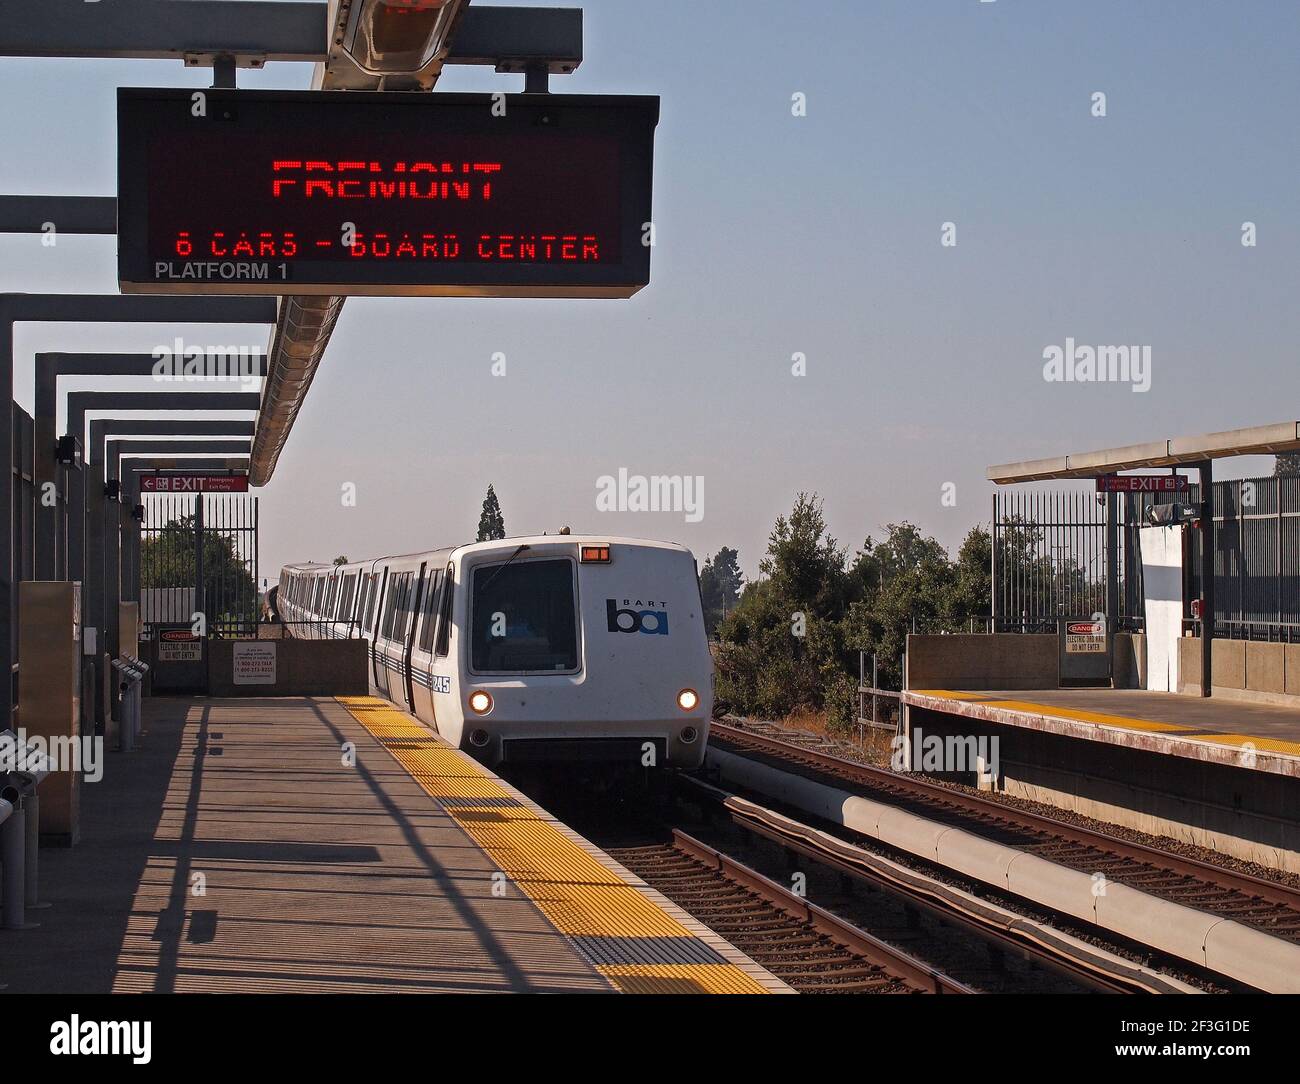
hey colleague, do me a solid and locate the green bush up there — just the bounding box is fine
[712,493,991,730]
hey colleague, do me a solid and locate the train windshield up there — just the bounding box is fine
[470,558,579,673]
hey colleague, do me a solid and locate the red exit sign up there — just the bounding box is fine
[141,475,249,493]
[1095,475,1189,493]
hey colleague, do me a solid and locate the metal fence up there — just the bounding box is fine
[1193,476,1300,640]
[991,488,1135,632]
[140,491,259,638]
[993,475,1300,640]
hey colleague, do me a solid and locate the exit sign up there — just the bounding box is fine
[141,475,249,493]
[1095,475,1190,493]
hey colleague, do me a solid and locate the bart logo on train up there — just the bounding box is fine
[606,600,670,635]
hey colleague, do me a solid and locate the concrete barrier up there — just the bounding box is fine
[906,634,1057,690]
[1112,632,1146,688]
[1246,642,1287,694]
[1180,637,1300,707]
[206,638,368,697]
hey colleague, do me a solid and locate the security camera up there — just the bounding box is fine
[56,433,83,467]
[1145,503,1197,527]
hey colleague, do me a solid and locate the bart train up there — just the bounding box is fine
[276,535,713,768]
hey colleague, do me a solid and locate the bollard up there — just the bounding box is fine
[115,661,135,753]
[1,786,37,930]
[130,668,142,746]
[24,789,46,911]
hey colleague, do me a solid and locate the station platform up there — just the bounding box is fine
[1,696,784,994]
[904,688,1300,779]
[903,687,1300,872]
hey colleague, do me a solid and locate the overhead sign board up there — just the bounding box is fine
[1095,475,1189,493]
[118,89,660,298]
[140,474,249,493]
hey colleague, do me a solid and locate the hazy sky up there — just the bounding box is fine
[2,1,1297,586]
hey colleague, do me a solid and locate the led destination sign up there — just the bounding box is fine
[117,89,660,298]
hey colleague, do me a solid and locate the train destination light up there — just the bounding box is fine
[117,89,660,298]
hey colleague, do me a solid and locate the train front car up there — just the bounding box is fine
[449,536,712,769]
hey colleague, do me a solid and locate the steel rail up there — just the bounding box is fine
[675,775,1181,994]
[711,721,1300,915]
[666,829,975,995]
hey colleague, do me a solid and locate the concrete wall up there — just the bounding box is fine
[911,705,1300,873]
[906,634,1057,690]
[1112,632,1146,689]
[207,639,368,697]
[1179,637,1300,707]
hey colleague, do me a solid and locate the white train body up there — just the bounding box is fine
[277,536,712,768]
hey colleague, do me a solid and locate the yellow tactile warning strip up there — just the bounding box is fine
[337,696,779,994]
[912,690,1300,758]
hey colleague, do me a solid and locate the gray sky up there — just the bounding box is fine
[3,1,1297,586]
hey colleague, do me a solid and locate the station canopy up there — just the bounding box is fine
[987,421,1300,485]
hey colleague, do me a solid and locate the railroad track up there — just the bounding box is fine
[710,720,1300,942]
[609,829,974,994]
[514,770,1190,993]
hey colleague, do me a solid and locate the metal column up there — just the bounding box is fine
[1199,460,1215,698]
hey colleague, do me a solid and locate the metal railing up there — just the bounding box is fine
[858,652,902,737]
[1215,619,1300,643]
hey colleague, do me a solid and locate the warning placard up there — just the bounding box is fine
[158,629,202,662]
[233,641,277,685]
[1065,620,1107,654]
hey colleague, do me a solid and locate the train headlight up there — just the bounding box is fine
[677,688,699,712]
[468,690,494,716]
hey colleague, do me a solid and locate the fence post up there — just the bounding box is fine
[991,494,1000,631]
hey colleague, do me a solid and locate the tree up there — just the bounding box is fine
[758,492,849,618]
[1276,454,1300,478]
[716,494,852,724]
[699,546,744,635]
[333,555,349,566]
[476,484,505,541]
[715,497,997,734]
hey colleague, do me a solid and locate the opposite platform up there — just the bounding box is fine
[0,696,783,994]
[905,687,1300,778]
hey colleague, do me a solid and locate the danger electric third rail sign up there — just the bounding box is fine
[117,89,660,298]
